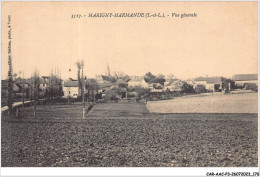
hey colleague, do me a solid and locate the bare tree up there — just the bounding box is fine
[113,71,126,79]
[32,69,40,118]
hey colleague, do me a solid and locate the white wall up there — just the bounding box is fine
[63,87,78,98]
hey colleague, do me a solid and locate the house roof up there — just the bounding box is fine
[110,85,119,90]
[232,74,258,81]
[15,77,27,84]
[42,76,50,79]
[119,87,127,93]
[165,80,182,86]
[116,79,127,85]
[167,79,178,83]
[69,78,77,81]
[129,76,144,82]
[102,75,111,81]
[25,77,46,84]
[205,77,222,84]
[153,83,163,89]
[64,80,78,87]
[194,77,223,84]
[99,82,112,89]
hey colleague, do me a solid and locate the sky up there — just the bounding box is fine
[1,2,258,80]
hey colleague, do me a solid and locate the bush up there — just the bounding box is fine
[96,99,106,103]
[127,92,138,97]
[195,85,206,93]
[244,83,257,91]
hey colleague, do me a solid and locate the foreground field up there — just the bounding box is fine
[1,103,258,167]
[147,92,258,113]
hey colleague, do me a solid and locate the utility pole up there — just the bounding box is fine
[33,76,36,118]
[82,76,86,119]
[22,72,25,118]
[7,55,13,118]
[80,61,85,119]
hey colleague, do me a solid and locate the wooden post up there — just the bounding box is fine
[22,72,24,118]
[34,100,36,118]
[82,76,86,119]
[16,107,19,118]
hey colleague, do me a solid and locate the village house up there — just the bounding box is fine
[164,78,178,87]
[15,77,29,89]
[39,78,48,91]
[2,79,20,92]
[194,76,224,92]
[186,79,194,85]
[232,74,258,89]
[96,75,112,84]
[128,76,143,87]
[128,76,150,88]
[150,83,164,92]
[63,79,79,98]
[98,82,113,98]
[165,80,185,92]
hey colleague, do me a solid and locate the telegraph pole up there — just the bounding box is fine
[80,61,86,119]
[82,76,86,119]
[22,72,25,118]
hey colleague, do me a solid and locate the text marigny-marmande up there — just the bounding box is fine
[71,12,198,18]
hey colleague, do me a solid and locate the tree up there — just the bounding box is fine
[110,76,117,83]
[182,82,194,93]
[48,72,63,99]
[85,79,99,102]
[154,75,166,86]
[134,86,150,99]
[32,69,40,118]
[13,73,17,80]
[113,71,126,79]
[144,72,156,83]
[122,75,130,82]
[144,72,166,85]
[165,74,177,80]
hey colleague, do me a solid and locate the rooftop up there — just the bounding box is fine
[64,80,78,87]
[232,74,258,81]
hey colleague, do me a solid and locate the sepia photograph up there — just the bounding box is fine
[1,1,258,175]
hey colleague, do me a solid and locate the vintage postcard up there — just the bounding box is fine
[1,1,258,175]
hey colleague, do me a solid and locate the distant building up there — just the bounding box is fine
[119,87,127,98]
[63,79,79,98]
[128,76,150,88]
[39,78,48,91]
[194,76,224,92]
[15,77,29,89]
[165,80,184,92]
[128,76,143,87]
[96,75,112,84]
[232,74,258,88]
[164,79,179,87]
[150,83,164,92]
[186,79,194,85]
